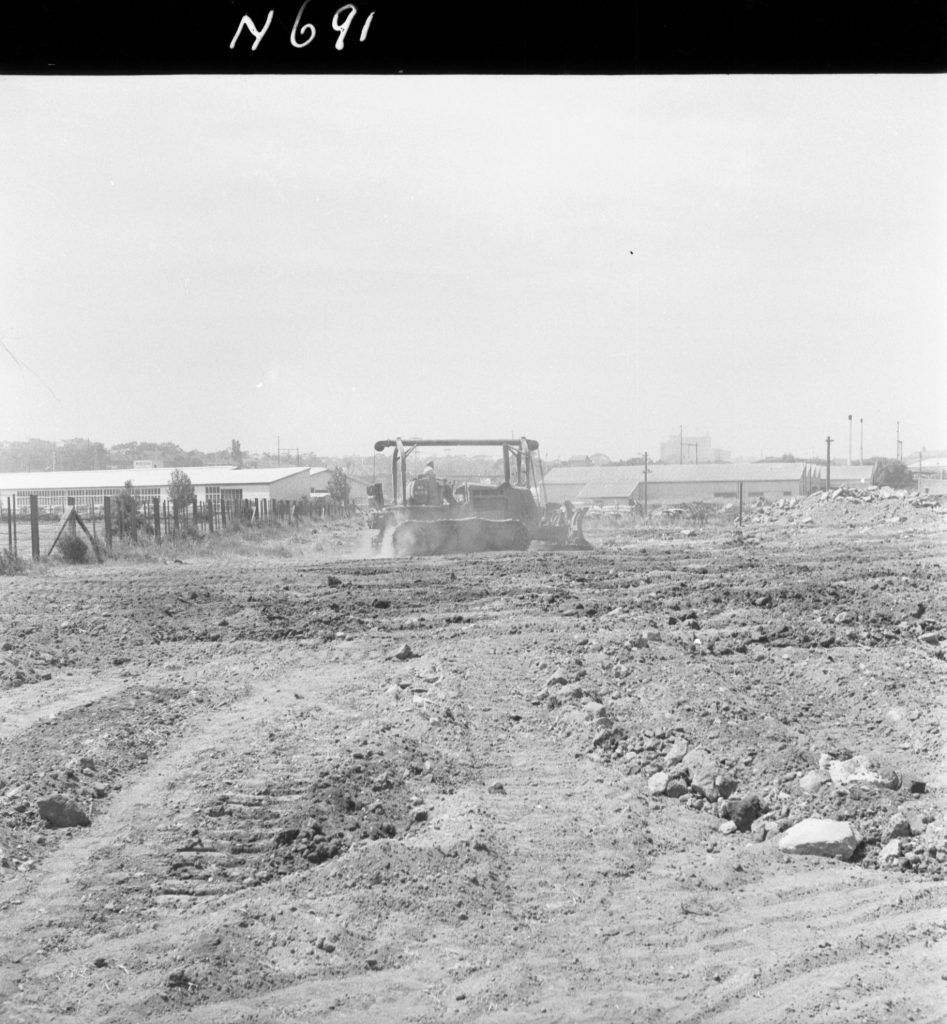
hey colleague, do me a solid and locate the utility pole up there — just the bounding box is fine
[859,417,863,464]
[643,452,648,518]
[848,414,852,466]
[825,436,833,491]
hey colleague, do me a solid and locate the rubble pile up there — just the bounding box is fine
[744,485,945,529]
[539,648,944,878]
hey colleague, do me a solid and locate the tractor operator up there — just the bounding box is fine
[410,461,440,505]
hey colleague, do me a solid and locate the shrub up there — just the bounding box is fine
[328,467,350,508]
[58,534,89,564]
[871,459,914,488]
[0,549,25,575]
[169,469,195,507]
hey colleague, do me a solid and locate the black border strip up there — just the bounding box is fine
[2,1,946,74]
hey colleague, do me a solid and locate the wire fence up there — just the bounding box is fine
[1,494,340,560]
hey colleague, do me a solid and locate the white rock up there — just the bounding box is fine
[664,736,689,766]
[777,818,860,861]
[826,755,899,790]
[584,701,607,721]
[878,838,902,864]
[682,748,720,800]
[798,769,831,795]
[647,771,669,796]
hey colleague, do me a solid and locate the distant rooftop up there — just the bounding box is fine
[0,465,312,491]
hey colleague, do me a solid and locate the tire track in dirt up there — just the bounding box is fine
[0,646,373,1022]
[0,667,134,740]
[663,870,946,1024]
[414,616,947,1024]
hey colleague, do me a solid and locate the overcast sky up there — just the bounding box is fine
[1,75,943,461]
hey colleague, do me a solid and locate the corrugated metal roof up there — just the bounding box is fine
[544,466,642,485]
[542,467,604,485]
[542,466,639,503]
[576,477,642,500]
[642,462,808,483]
[0,466,311,491]
[545,463,808,497]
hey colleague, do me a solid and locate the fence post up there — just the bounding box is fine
[191,496,198,531]
[130,499,139,542]
[6,497,12,552]
[151,497,160,540]
[254,498,260,522]
[172,499,180,535]
[30,495,40,561]
[104,496,113,551]
[67,497,77,539]
[207,500,214,533]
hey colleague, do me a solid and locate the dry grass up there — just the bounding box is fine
[104,518,369,564]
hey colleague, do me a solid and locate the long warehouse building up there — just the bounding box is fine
[0,466,315,514]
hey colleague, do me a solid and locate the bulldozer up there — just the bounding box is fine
[367,437,591,556]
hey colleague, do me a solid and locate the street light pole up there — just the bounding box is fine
[643,452,648,518]
[825,436,833,492]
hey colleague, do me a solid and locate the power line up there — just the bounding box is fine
[0,339,61,403]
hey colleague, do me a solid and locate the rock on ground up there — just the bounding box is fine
[777,818,860,861]
[725,795,763,832]
[37,794,91,828]
[647,771,669,796]
[824,755,900,791]
[798,769,831,795]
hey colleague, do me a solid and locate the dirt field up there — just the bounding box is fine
[2,493,946,1023]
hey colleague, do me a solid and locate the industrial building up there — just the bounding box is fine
[628,463,819,506]
[541,466,621,505]
[0,466,313,514]
[542,462,822,509]
[822,465,873,487]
